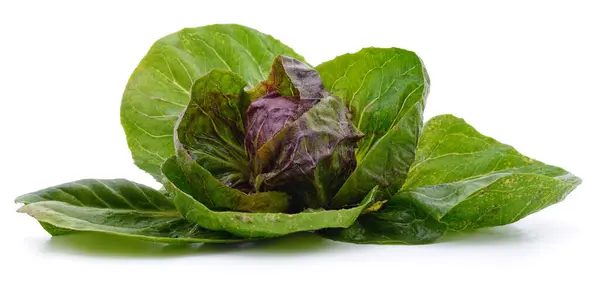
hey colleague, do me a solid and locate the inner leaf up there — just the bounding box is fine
[244,56,363,209]
[175,69,251,188]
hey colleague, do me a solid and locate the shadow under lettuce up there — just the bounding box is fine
[438,225,533,245]
[42,231,343,258]
[41,225,542,258]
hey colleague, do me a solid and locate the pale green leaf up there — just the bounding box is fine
[400,114,582,230]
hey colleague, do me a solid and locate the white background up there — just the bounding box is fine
[1,0,598,286]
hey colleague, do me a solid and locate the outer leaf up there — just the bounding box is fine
[39,222,74,236]
[170,155,289,213]
[121,24,305,180]
[321,192,446,244]
[317,48,430,208]
[401,114,582,230]
[245,91,303,158]
[163,158,379,238]
[16,179,245,243]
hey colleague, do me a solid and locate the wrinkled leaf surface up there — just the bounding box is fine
[163,158,379,238]
[317,48,430,208]
[401,115,581,230]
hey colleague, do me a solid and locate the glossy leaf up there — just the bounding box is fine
[248,55,324,100]
[39,222,74,236]
[321,192,446,244]
[121,24,305,180]
[245,56,325,159]
[252,95,363,209]
[16,179,245,243]
[163,158,379,238]
[317,48,430,208]
[244,55,329,157]
[244,56,326,161]
[245,92,302,159]
[400,115,582,230]
[244,56,363,209]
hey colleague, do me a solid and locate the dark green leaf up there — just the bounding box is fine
[121,24,305,180]
[318,48,430,208]
[175,69,249,187]
[400,114,582,230]
[321,192,446,244]
[39,222,74,236]
[163,158,379,238]
[168,156,289,213]
[16,179,245,243]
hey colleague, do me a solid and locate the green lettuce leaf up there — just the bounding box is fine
[400,114,582,230]
[121,24,305,180]
[175,69,249,187]
[162,157,379,238]
[16,179,245,243]
[39,222,75,236]
[174,69,290,213]
[317,48,430,208]
[320,192,446,244]
[173,151,290,213]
